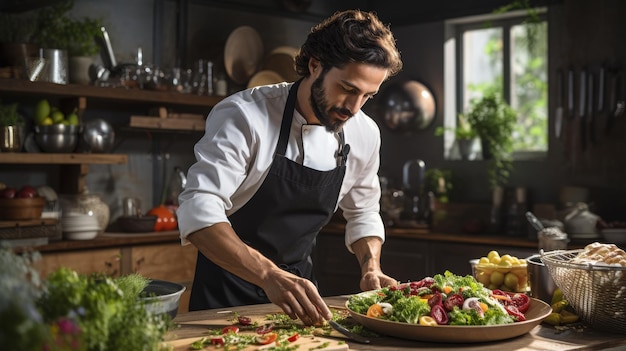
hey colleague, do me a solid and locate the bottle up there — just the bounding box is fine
[164,166,187,213]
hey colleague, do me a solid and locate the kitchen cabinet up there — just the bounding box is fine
[33,239,198,315]
[130,243,197,313]
[36,247,122,277]
[314,226,538,296]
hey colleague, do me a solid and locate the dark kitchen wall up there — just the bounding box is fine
[67,0,626,221]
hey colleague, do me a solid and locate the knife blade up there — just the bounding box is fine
[579,68,587,152]
[555,69,564,139]
[328,320,371,344]
[587,70,595,147]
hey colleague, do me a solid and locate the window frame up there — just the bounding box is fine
[445,9,548,161]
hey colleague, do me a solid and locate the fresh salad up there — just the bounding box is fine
[347,271,530,326]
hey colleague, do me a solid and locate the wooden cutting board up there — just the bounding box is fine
[165,310,350,350]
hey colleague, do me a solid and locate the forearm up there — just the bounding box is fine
[187,222,280,288]
[351,236,397,290]
[351,236,384,275]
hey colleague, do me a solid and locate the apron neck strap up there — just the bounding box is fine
[276,79,301,155]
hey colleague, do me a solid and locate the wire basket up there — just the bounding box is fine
[541,249,626,334]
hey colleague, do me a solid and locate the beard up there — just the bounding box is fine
[309,71,353,133]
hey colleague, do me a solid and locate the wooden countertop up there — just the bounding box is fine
[322,222,541,249]
[31,222,583,253]
[166,296,626,351]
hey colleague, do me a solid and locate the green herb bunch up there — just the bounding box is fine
[0,101,24,126]
[33,0,103,56]
[0,245,172,351]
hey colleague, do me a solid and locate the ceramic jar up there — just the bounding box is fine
[60,193,110,232]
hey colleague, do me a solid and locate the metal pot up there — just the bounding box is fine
[526,254,557,304]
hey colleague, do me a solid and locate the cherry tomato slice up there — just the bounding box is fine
[210,337,225,345]
[504,305,527,322]
[221,326,239,334]
[430,304,449,325]
[255,332,278,345]
[508,293,530,313]
[287,332,300,342]
[444,293,464,311]
[427,292,442,307]
[237,316,252,325]
[256,323,274,334]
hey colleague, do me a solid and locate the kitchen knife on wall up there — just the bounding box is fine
[587,70,595,148]
[555,69,564,139]
[578,68,587,152]
[595,64,605,143]
[606,68,618,135]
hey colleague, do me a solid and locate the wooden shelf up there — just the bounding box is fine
[0,79,224,107]
[0,153,127,165]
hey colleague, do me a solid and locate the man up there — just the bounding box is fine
[177,9,403,326]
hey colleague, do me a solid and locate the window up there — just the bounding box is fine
[443,9,548,159]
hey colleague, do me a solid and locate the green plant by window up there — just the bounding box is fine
[435,114,476,140]
[465,92,516,189]
[425,168,453,203]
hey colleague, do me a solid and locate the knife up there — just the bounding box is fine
[578,68,587,152]
[595,64,605,144]
[555,69,564,139]
[328,320,371,344]
[587,70,595,147]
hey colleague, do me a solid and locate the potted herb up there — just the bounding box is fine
[0,101,25,152]
[33,0,104,84]
[465,92,517,189]
[435,113,477,160]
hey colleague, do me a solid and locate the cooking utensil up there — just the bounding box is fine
[83,118,115,153]
[555,69,564,139]
[605,68,619,135]
[586,70,595,148]
[380,80,436,133]
[98,26,117,70]
[578,68,587,152]
[328,320,370,344]
[224,26,263,85]
[525,211,544,232]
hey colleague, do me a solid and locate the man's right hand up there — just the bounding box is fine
[261,267,332,326]
[188,223,331,326]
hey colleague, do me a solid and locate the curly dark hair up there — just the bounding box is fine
[294,10,402,78]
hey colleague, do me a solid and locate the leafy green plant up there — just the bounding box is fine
[434,113,476,140]
[466,92,516,189]
[0,101,24,126]
[425,168,453,203]
[33,0,103,56]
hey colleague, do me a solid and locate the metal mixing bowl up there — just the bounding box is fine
[34,124,80,153]
[83,118,115,153]
[140,280,186,319]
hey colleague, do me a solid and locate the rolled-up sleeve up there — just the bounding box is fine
[177,101,255,244]
[338,117,385,252]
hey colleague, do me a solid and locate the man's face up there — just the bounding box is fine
[309,62,388,132]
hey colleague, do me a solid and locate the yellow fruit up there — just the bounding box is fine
[543,312,561,326]
[504,272,519,290]
[559,310,579,324]
[487,250,500,261]
[490,270,504,286]
[42,117,53,125]
[479,257,490,264]
[34,99,50,124]
[51,110,64,124]
[67,112,79,125]
[476,271,491,285]
[500,254,513,263]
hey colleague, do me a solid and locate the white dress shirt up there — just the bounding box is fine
[177,82,385,252]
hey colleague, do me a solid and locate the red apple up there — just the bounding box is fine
[1,187,17,199]
[16,185,37,198]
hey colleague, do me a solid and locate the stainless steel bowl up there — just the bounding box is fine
[526,254,557,304]
[140,280,186,319]
[83,118,115,153]
[34,124,80,153]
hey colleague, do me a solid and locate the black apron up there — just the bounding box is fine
[189,80,350,310]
